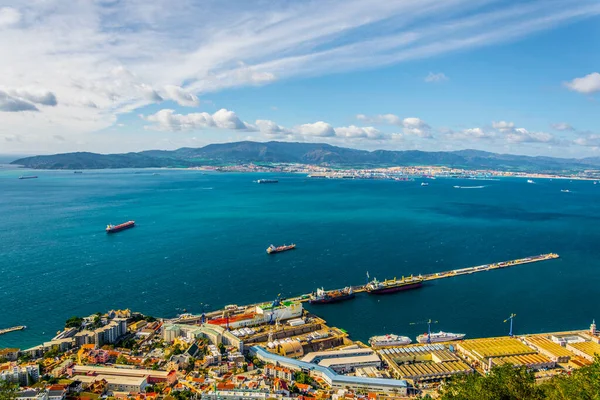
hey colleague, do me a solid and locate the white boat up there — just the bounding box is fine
[527,179,534,184]
[561,189,571,193]
[417,331,465,343]
[369,334,412,347]
[421,182,429,186]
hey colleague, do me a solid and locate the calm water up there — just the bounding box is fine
[1,168,599,349]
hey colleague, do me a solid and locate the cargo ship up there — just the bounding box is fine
[106,221,135,233]
[18,175,38,180]
[369,334,412,347]
[257,179,278,184]
[267,244,296,254]
[309,287,355,304]
[417,331,465,344]
[365,276,423,294]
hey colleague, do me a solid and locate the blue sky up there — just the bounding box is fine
[0,0,599,157]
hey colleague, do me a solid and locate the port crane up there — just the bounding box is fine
[504,313,517,337]
[410,319,438,344]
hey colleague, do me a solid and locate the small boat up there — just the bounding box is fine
[257,179,278,184]
[266,244,296,254]
[74,171,83,174]
[106,221,135,233]
[421,182,429,186]
[18,175,38,180]
[527,179,534,184]
[561,189,571,193]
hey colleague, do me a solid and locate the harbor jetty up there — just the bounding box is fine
[0,325,26,335]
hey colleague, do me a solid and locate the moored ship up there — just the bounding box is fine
[106,221,135,233]
[365,276,423,294]
[309,287,355,304]
[417,331,465,344]
[257,179,278,184]
[369,334,412,347]
[267,244,296,254]
[18,175,38,180]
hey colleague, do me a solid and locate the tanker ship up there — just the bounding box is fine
[106,221,135,233]
[267,244,296,254]
[365,276,423,294]
[309,287,355,304]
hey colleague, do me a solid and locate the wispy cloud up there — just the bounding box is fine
[1,1,598,136]
[424,72,448,83]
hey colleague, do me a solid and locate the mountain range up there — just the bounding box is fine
[10,141,600,172]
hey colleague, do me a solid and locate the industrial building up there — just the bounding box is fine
[380,344,472,383]
[162,323,242,351]
[250,346,408,394]
[523,336,572,363]
[301,346,381,373]
[76,374,148,394]
[566,341,600,362]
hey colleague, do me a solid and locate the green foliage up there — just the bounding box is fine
[217,343,226,355]
[115,355,128,365]
[440,358,600,400]
[144,316,157,323]
[44,348,62,359]
[294,371,313,385]
[540,356,600,400]
[65,316,83,328]
[171,390,192,400]
[440,364,544,400]
[0,380,17,400]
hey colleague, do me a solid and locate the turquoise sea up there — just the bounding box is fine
[1,167,599,349]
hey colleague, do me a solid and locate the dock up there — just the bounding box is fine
[299,253,559,297]
[0,326,26,335]
[171,253,559,324]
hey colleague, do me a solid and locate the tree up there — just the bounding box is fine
[115,355,128,365]
[294,371,313,385]
[541,356,600,400]
[218,343,226,355]
[440,364,545,400]
[65,316,83,328]
[0,380,17,400]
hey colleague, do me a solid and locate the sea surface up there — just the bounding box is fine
[1,168,599,349]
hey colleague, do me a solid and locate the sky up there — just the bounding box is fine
[0,0,599,158]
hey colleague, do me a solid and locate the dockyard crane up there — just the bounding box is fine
[504,313,517,337]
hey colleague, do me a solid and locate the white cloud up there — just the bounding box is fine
[1,0,599,153]
[163,85,200,107]
[506,127,554,144]
[334,125,387,140]
[295,121,336,137]
[573,134,600,147]
[10,89,57,106]
[551,122,574,131]
[0,7,20,28]
[255,119,292,136]
[143,108,252,131]
[356,114,432,137]
[356,113,402,125]
[0,90,39,112]
[446,127,494,140]
[564,72,600,94]
[492,121,515,132]
[424,72,448,83]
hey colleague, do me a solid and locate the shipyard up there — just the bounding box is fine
[3,252,597,399]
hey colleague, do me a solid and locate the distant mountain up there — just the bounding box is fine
[10,141,600,172]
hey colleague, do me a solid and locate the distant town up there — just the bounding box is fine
[194,163,600,182]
